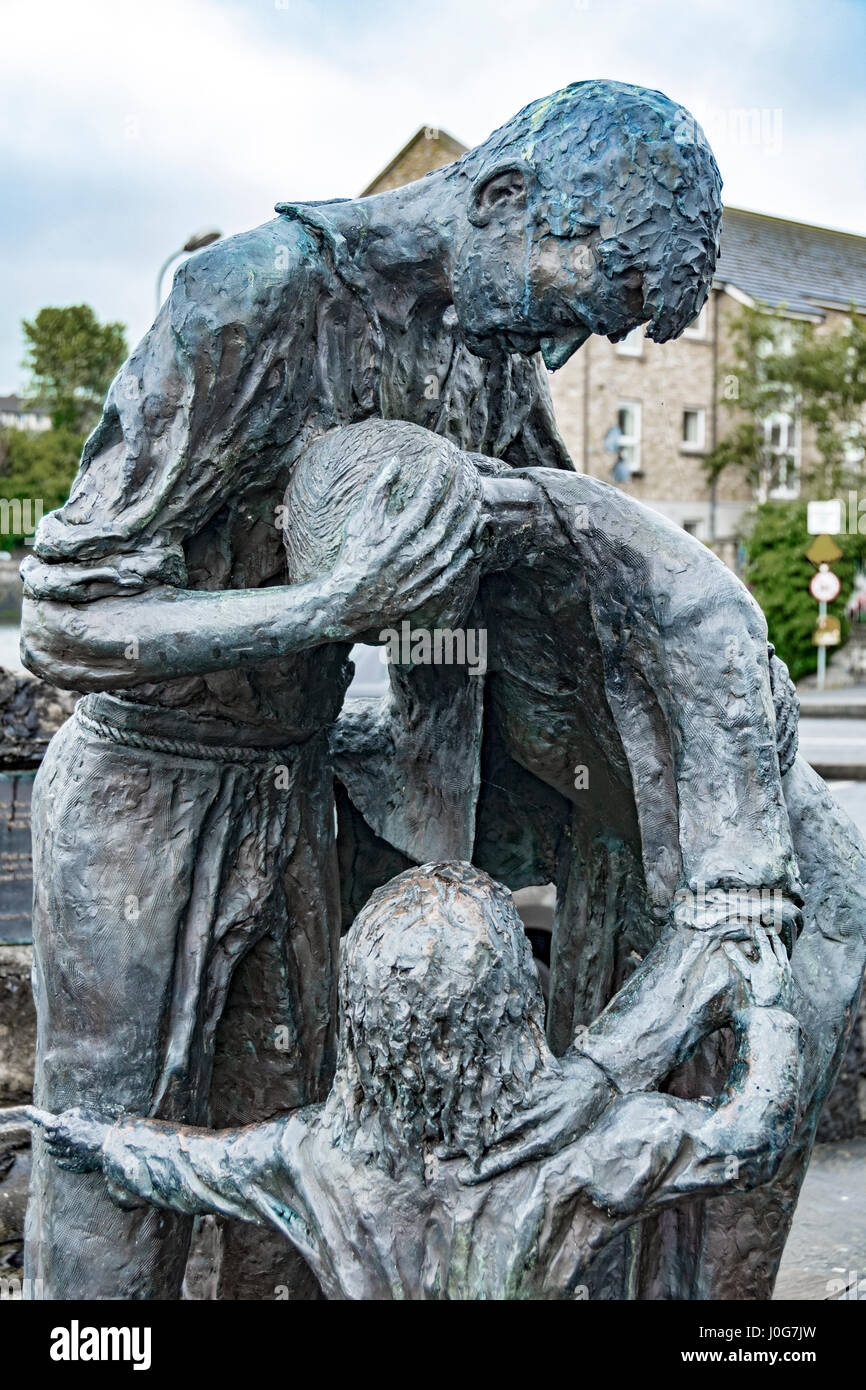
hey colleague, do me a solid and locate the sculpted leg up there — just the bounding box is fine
[25,718,198,1298]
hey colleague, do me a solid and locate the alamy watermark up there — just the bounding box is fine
[0,498,42,543]
[675,104,783,157]
[379,621,487,676]
[816,492,866,535]
[0,1274,44,1300]
[672,881,786,930]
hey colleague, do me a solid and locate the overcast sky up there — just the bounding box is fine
[2,0,865,393]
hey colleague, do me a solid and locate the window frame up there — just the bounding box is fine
[682,304,708,340]
[616,326,644,357]
[616,399,643,477]
[681,407,706,452]
[763,410,801,499]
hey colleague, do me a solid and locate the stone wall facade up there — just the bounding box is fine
[548,287,755,569]
[361,126,466,196]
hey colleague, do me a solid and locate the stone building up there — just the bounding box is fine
[364,129,866,570]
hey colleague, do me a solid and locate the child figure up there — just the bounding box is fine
[21,863,797,1301]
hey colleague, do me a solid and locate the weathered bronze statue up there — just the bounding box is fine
[16,76,866,1300]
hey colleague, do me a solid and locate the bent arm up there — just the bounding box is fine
[493,467,802,911]
[21,580,348,690]
[557,1006,800,1219]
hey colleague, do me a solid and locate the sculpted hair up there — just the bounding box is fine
[325,862,554,1172]
[453,78,723,343]
[283,419,469,585]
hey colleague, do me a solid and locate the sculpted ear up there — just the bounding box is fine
[468,162,532,228]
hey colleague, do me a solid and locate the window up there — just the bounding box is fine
[682,304,708,339]
[681,408,706,451]
[763,411,800,498]
[617,400,642,476]
[616,326,643,357]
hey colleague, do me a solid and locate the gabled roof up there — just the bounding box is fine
[361,126,467,197]
[0,394,49,417]
[715,207,866,317]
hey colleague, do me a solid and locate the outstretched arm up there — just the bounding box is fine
[32,1108,316,1254]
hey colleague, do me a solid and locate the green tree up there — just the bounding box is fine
[706,303,866,498]
[0,427,83,551]
[744,499,863,682]
[0,305,128,552]
[22,304,127,434]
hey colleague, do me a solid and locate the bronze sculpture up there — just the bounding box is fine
[14,76,866,1299]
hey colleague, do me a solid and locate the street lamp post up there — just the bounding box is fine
[156,229,222,314]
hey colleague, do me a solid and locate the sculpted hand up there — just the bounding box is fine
[39,1106,111,1173]
[325,451,483,637]
[455,1058,612,1186]
[723,923,793,1012]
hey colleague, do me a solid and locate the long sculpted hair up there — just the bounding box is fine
[323,863,556,1174]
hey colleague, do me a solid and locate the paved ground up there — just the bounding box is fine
[774,778,866,1301]
[798,683,866,718]
[775,1140,866,1300]
[0,627,22,673]
[799,717,866,777]
[822,778,866,833]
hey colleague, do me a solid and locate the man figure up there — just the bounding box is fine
[21,77,723,1297]
[24,864,799,1301]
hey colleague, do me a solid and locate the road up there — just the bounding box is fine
[799,717,866,778]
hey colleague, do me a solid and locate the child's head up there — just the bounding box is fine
[284,419,482,635]
[327,862,553,1169]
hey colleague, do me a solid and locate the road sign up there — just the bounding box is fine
[806,533,844,565]
[809,567,842,602]
[807,499,843,535]
[813,615,841,646]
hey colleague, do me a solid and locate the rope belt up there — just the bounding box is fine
[75,701,308,766]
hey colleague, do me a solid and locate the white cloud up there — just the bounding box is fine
[1,0,863,389]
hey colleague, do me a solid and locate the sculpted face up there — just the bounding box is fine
[450,164,663,370]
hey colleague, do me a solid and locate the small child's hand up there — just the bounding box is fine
[41,1107,110,1172]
